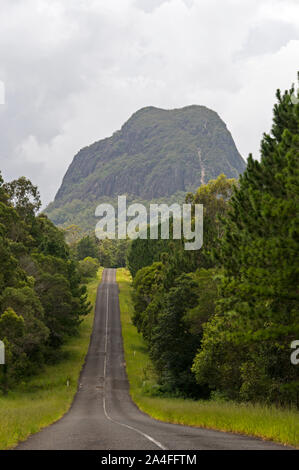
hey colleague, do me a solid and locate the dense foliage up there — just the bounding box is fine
[130,81,299,406]
[130,174,235,397]
[66,231,128,268]
[0,175,90,391]
[192,84,299,405]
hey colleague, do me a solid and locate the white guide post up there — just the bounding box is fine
[0,341,5,365]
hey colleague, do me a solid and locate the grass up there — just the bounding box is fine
[0,268,103,450]
[116,267,299,448]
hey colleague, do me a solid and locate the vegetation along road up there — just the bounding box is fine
[17,269,288,450]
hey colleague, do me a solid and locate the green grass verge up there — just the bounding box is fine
[0,268,103,450]
[116,267,299,448]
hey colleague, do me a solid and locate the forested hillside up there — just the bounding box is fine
[128,82,299,406]
[45,105,245,230]
[0,175,90,391]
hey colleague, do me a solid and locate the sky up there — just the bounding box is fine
[0,0,298,208]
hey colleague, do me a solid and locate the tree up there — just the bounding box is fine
[78,257,100,279]
[184,268,219,336]
[63,224,82,246]
[0,308,26,386]
[129,177,236,398]
[189,174,236,269]
[35,272,79,349]
[132,262,165,337]
[0,172,9,204]
[193,80,299,405]
[149,274,207,397]
[0,172,91,385]
[76,235,97,260]
[35,215,69,259]
[127,175,236,279]
[3,176,41,220]
[1,286,49,369]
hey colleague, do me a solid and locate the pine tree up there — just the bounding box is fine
[194,79,299,404]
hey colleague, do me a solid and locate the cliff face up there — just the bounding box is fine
[45,105,246,229]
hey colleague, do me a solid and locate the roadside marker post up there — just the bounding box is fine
[0,341,4,365]
[0,341,8,395]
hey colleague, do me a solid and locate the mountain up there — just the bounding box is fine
[45,105,246,230]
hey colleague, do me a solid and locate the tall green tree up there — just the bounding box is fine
[149,274,208,397]
[76,235,98,260]
[193,81,299,405]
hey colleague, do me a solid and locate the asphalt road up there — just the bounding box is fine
[17,268,287,450]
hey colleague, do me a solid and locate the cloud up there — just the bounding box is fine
[0,0,298,207]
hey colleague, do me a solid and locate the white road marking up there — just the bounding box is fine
[102,270,167,451]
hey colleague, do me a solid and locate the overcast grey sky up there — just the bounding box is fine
[0,0,298,207]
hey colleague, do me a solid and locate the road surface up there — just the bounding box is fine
[17,269,287,450]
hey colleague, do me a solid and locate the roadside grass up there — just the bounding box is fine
[0,268,103,450]
[116,267,299,448]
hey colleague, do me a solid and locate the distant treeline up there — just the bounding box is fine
[127,81,299,406]
[63,228,128,270]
